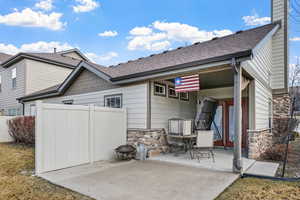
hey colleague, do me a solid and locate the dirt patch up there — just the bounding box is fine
[216,178,300,200]
[0,143,94,200]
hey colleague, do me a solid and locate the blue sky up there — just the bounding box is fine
[0,0,298,67]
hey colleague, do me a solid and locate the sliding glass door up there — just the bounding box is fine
[212,99,248,148]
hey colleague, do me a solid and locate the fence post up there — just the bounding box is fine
[35,100,43,174]
[89,104,95,163]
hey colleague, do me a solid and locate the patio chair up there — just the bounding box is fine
[192,130,215,162]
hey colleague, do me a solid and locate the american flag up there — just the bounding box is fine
[175,74,200,92]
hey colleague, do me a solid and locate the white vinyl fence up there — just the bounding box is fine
[35,101,127,174]
[0,116,14,142]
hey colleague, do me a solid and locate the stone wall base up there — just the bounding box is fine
[273,93,290,119]
[127,129,169,157]
[248,129,273,159]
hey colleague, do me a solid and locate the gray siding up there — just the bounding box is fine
[24,84,148,129]
[0,60,26,115]
[65,69,119,96]
[272,0,288,90]
[242,34,273,130]
[150,81,197,130]
[254,80,272,129]
[25,59,72,95]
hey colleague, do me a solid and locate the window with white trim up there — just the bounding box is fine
[180,92,189,101]
[154,82,166,96]
[168,86,178,98]
[104,94,122,108]
[12,68,17,89]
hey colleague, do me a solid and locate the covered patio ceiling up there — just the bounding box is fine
[164,68,253,90]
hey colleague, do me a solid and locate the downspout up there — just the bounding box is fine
[21,102,25,116]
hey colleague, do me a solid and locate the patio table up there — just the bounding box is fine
[168,135,197,159]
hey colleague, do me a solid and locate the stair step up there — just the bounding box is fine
[245,161,279,177]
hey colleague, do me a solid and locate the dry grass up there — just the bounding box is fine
[0,143,94,200]
[217,178,300,200]
[276,137,300,178]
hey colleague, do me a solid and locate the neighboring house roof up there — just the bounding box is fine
[57,48,90,62]
[1,52,83,69]
[0,53,12,64]
[18,22,279,102]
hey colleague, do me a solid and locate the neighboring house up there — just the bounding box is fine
[0,49,89,116]
[18,0,289,172]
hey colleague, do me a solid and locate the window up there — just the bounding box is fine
[62,99,74,105]
[30,104,36,116]
[12,68,17,89]
[154,82,166,96]
[104,94,122,108]
[168,86,178,99]
[180,92,189,101]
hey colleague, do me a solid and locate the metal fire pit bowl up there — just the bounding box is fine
[115,145,136,160]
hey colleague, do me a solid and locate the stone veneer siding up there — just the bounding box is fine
[272,93,291,142]
[248,129,273,159]
[247,94,291,159]
[127,129,169,157]
[273,93,290,118]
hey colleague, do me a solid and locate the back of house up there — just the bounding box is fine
[18,0,289,162]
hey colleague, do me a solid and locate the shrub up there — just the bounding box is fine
[262,144,292,161]
[7,116,35,145]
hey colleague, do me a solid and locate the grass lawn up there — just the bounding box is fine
[1,142,300,200]
[0,143,94,200]
[217,178,300,200]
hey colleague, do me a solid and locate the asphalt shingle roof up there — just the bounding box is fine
[18,23,278,101]
[105,23,277,79]
[0,53,12,64]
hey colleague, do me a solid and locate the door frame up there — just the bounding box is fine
[214,98,248,148]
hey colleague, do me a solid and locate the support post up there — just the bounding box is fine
[35,100,43,174]
[232,59,243,174]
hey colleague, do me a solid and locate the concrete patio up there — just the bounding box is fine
[149,149,256,172]
[40,160,240,200]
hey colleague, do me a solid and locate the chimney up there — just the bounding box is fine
[271,0,289,93]
[53,48,57,54]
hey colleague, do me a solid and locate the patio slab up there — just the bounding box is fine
[149,149,255,172]
[245,161,279,177]
[40,160,240,200]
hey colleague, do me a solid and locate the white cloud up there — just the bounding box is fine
[129,27,152,36]
[98,30,118,37]
[0,41,73,55]
[128,32,168,51]
[127,21,233,51]
[73,0,99,13]
[242,14,271,26]
[290,37,300,42]
[0,8,65,30]
[85,52,118,63]
[35,0,54,11]
[153,21,232,43]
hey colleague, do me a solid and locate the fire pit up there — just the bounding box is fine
[115,145,136,160]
